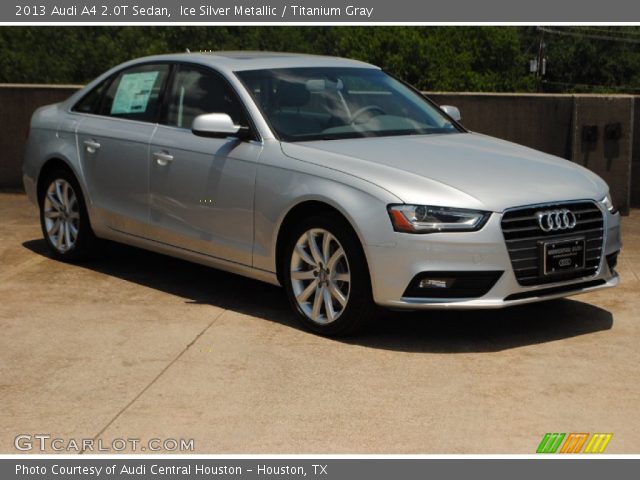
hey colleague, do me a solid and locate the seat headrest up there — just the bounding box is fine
[275,81,310,108]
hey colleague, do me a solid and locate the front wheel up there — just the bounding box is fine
[282,215,375,336]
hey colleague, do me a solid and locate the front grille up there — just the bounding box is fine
[501,201,604,286]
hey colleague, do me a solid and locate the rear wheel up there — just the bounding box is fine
[282,214,375,336]
[39,168,98,261]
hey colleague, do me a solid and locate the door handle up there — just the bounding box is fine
[83,140,101,153]
[153,151,174,166]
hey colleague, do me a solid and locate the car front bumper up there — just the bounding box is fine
[366,207,621,310]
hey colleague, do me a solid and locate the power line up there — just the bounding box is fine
[538,26,640,44]
[568,26,640,38]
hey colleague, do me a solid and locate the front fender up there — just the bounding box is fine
[252,144,401,275]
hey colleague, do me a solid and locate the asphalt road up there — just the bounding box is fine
[1,193,639,453]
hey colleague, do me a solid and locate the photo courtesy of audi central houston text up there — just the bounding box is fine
[23,51,622,336]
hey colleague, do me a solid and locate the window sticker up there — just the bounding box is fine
[111,71,160,115]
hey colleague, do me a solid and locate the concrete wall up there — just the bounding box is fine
[428,92,636,213]
[571,96,634,215]
[633,97,640,210]
[0,84,80,190]
[1,85,637,212]
[427,93,574,160]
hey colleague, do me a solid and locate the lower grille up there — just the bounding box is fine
[501,201,604,286]
[504,279,606,301]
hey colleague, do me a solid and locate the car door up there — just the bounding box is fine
[75,63,170,236]
[147,63,262,266]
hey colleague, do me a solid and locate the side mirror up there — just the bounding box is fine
[192,113,248,138]
[440,105,462,123]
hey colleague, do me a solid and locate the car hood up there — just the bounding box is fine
[280,132,608,212]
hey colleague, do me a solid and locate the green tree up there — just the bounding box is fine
[0,26,638,93]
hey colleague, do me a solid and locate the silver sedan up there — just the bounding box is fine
[23,52,621,335]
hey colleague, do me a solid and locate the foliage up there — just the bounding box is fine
[0,26,638,93]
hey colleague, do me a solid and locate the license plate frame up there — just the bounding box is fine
[541,237,586,276]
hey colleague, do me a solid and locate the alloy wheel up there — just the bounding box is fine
[290,228,351,324]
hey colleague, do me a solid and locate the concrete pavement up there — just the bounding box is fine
[1,193,639,453]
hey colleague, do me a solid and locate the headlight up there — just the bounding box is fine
[387,204,489,233]
[600,193,617,214]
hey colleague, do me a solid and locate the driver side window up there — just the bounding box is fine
[165,65,245,129]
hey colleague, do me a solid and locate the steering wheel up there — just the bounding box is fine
[350,105,386,124]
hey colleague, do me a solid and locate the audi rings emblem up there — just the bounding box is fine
[536,209,578,232]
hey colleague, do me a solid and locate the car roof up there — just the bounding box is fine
[62,51,382,112]
[127,51,380,72]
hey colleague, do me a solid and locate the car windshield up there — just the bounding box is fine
[236,67,461,142]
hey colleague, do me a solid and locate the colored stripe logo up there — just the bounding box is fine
[584,433,613,453]
[537,433,612,454]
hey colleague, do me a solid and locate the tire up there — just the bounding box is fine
[38,167,99,262]
[282,214,375,336]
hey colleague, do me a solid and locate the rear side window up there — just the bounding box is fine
[72,77,112,114]
[100,64,170,122]
[164,65,245,129]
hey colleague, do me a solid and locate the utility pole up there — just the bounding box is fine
[529,27,547,92]
[536,28,546,92]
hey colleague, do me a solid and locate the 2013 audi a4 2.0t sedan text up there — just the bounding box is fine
[23,52,621,335]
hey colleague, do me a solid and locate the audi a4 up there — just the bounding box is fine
[23,52,621,335]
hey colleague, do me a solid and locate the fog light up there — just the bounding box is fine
[404,271,504,298]
[419,278,454,289]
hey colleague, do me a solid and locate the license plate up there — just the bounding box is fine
[541,238,586,275]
